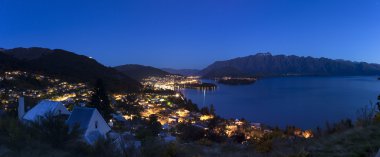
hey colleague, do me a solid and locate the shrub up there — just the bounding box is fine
[0,117,31,150]
[87,138,123,157]
[140,138,178,157]
[176,123,205,142]
[28,113,82,148]
[250,133,279,153]
[356,103,377,127]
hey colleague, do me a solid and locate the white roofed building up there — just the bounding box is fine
[18,98,113,145]
[66,107,111,144]
[21,100,70,121]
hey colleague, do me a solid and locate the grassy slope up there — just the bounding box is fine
[2,125,380,157]
[308,124,380,157]
[164,124,380,157]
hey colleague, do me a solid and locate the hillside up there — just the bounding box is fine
[114,64,170,81]
[0,51,24,72]
[161,68,200,76]
[0,47,141,92]
[201,53,380,78]
[308,124,380,156]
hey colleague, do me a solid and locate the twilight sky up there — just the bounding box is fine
[0,0,379,69]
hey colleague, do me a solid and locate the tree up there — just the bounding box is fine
[356,103,377,127]
[126,94,137,102]
[377,95,380,111]
[375,95,380,123]
[135,115,162,140]
[207,116,218,129]
[121,101,143,117]
[89,79,113,121]
[253,134,273,153]
[176,123,205,142]
[209,104,216,115]
[316,126,322,137]
[231,132,245,143]
[147,114,162,136]
[200,107,210,115]
[176,98,200,112]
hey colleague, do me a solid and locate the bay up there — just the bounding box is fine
[180,76,380,129]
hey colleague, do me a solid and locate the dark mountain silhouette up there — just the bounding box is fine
[115,64,170,81]
[1,47,141,92]
[0,51,25,72]
[161,68,200,76]
[201,66,250,78]
[201,53,380,78]
[6,47,52,60]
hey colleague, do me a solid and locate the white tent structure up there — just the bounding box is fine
[22,99,70,121]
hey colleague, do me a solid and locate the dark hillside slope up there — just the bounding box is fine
[115,64,170,81]
[1,47,141,92]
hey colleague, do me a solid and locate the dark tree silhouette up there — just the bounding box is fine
[210,104,215,115]
[89,79,113,121]
[377,95,380,111]
[232,132,246,143]
[176,123,205,142]
[135,114,162,139]
[148,114,162,136]
[200,107,210,115]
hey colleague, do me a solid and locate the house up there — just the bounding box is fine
[168,116,179,123]
[66,107,111,144]
[250,122,261,130]
[20,98,70,121]
[193,123,209,130]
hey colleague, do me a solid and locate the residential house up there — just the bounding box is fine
[20,98,70,121]
[66,107,111,144]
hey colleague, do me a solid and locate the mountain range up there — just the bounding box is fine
[0,47,141,92]
[200,53,380,78]
[2,47,380,87]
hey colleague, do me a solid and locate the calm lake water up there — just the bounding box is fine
[181,76,380,129]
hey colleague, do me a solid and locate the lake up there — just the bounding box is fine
[180,76,380,129]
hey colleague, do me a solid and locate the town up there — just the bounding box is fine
[142,75,217,90]
[0,71,313,156]
[0,71,92,108]
[2,1,380,155]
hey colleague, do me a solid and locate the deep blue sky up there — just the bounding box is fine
[1,0,379,69]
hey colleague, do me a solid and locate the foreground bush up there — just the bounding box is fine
[0,115,120,157]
